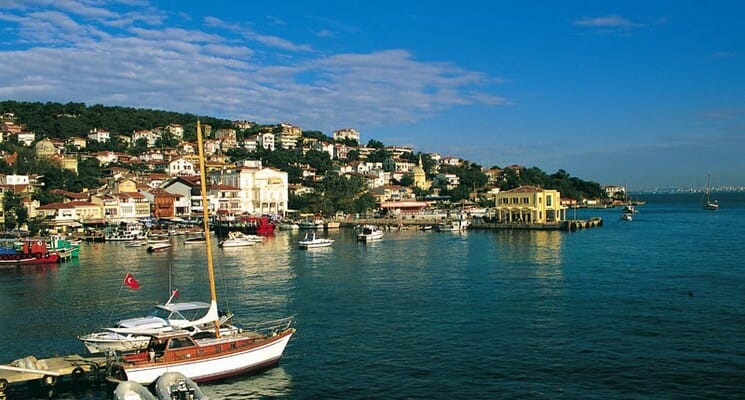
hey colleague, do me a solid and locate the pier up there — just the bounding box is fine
[342,217,603,231]
[0,354,110,398]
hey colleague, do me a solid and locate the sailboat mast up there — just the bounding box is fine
[196,120,221,337]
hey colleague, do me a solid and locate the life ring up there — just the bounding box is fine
[0,378,7,391]
[71,367,86,382]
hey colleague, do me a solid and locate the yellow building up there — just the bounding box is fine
[413,155,431,190]
[35,138,57,158]
[494,185,566,224]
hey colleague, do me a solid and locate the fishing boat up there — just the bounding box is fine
[703,173,719,210]
[298,232,334,249]
[357,225,384,242]
[0,240,60,265]
[108,120,295,385]
[47,235,80,258]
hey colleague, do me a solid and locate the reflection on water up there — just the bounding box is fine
[494,230,564,268]
[204,366,293,399]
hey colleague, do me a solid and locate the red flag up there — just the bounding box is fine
[123,272,140,289]
[171,289,179,298]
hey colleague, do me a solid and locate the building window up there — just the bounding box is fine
[546,195,552,206]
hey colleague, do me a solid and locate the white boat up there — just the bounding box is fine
[298,232,334,249]
[703,173,719,210]
[436,218,469,232]
[78,300,236,354]
[183,236,206,245]
[277,221,300,230]
[298,218,324,229]
[357,225,384,242]
[108,120,295,385]
[218,231,257,248]
[146,242,172,253]
[324,221,340,230]
[107,222,148,242]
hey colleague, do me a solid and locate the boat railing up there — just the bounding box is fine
[241,316,295,336]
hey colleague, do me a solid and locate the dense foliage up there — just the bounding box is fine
[1,100,606,215]
[0,100,234,140]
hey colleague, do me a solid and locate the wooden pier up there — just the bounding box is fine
[0,354,110,398]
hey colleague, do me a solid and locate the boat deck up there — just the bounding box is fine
[0,354,110,396]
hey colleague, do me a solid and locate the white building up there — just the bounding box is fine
[5,175,29,185]
[88,128,111,143]
[215,160,289,216]
[258,132,275,151]
[168,158,197,176]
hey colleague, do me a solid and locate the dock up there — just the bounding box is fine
[0,354,110,398]
[344,217,604,231]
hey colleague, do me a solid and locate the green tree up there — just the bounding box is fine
[399,173,414,187]
[2,191,28,230]
[366,139,384,149]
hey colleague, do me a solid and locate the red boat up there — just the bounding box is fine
[0,240,60,265]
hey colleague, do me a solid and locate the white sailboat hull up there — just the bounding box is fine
[121,332,294,384]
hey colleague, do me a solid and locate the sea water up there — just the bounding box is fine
[0,193,743,399]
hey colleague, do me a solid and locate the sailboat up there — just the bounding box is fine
[108,120,295,385]
[703,173,719,210]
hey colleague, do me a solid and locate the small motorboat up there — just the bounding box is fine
[154,371,208,400]
[113,372,209,400]
[146,243,172,253]
[183,236,206,245]
[298,232,334,249]
[113,380,156,400]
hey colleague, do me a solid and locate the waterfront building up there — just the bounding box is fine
[162,175,200,217]
[494,185,567,224]
[216,160,289,216]
[142,188,180,219]
[36,200,102,230]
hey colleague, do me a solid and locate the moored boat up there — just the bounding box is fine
[78,300,237,354]
[0,240,60,265]
[298,232,334,249]
[146,243,172,253]
[107,120,295,384]
[357,225,384,242]
[218,231,257,248]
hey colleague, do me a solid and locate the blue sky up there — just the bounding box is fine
[1,1,743,190]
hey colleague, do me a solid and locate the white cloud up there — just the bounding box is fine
[574,14,645,34]
[0,1,506,132]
